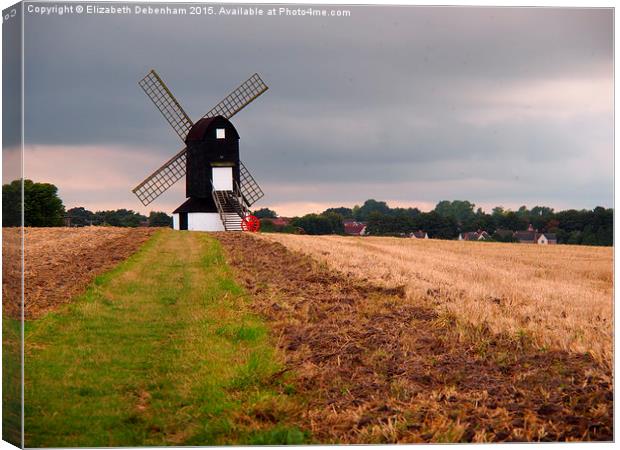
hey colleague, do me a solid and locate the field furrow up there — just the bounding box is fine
[261,234,613,365]
[217,233,612,443]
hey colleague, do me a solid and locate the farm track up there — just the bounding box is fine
[216,233,613,443]
[2,227,157,319]
[23,230,305,446]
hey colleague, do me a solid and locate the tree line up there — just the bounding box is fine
[67,207,172,228]
[3,181,612,245]
[2,180,171,227]
[255,199,613,246]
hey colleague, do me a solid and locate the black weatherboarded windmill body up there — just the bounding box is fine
[132,70,268,231]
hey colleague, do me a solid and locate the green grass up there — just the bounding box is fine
[3,315,22,447]
[24,230,307,446]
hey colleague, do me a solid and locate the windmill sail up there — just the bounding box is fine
[203,73,269,120]
[238,160,264,206]
[139,70,194,141]
[132,148,187,206]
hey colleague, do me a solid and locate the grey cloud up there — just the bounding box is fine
[18,5,613,211]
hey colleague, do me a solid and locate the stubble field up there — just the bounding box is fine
[12,228,614,444]
[262,234,613,367]
[220,233,613,442]
[3,227,156,318]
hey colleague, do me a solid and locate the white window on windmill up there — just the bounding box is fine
[216,128,226,139]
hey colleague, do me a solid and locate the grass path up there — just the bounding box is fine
[24,230,306,447]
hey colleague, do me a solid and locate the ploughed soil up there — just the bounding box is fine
[3,227,156,319]
[215,233,613,443]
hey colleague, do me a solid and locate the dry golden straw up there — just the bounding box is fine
[261,234,613,367]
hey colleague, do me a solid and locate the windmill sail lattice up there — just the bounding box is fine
[132,148,187,206]
[132,70,268,207]
[138,70,193,141]
[204,73,268,120]
[238,160,264,206]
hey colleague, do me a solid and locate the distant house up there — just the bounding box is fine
[410,230,429,239]
[514,224,557,245]
[514,230,537,244]
[458,230,491,241]
[344,220,367,236]
[537,233,557,245]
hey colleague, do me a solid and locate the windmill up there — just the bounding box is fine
[132,69,268,231]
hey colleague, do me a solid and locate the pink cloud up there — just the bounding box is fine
[2,146,22,184]
[22,144,186,214]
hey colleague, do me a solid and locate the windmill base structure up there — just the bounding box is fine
[172,200,226,231]
[131,70,268,232]
[172,211,225,231]
[172,213,225,231]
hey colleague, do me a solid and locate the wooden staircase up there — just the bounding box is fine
[212,188,248,231]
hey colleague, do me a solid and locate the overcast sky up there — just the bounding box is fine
[9,5,614,215]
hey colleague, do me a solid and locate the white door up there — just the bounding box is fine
[212,167,233,191]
